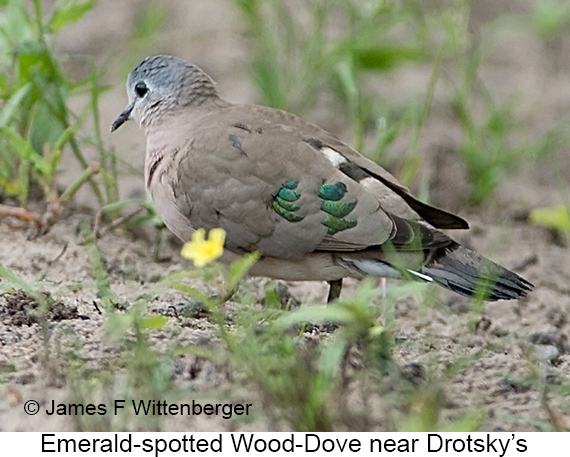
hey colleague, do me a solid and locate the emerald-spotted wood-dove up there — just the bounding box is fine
[112,55,533,302]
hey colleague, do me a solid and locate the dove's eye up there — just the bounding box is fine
[135,82,148,98]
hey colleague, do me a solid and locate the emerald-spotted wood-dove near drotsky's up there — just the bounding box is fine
[112,55,533,302]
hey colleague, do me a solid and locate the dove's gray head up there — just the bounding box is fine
[111,55,218,131]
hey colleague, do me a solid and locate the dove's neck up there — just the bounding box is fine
[179,72,220,106]
[140,95,230,135]
[142,92,231,189]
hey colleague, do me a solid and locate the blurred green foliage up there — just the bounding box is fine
[529,205,570,235]
[0,0,114,218]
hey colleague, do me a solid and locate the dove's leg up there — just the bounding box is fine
[327,279,343,303]
[380,277,387,299]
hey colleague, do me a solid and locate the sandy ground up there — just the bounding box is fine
[0,0,569,431]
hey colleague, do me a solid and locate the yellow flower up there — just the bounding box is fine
[181,228,226,267]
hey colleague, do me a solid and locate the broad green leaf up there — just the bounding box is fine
[0,126,35,161]
[15,42,55,85]
[352,43,424,71]
[529,206,570,233]
[0,83,31,127]
[532,0,570,40]
[0,126,53,177]
[276,304,356,328]
[140,315,168,330]
[29,103,66,156]
[48,0,96,32]
[0,0,33,47]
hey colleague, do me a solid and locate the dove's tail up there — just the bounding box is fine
[422,243,533,301]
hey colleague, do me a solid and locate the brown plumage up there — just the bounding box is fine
[112,55,533,302]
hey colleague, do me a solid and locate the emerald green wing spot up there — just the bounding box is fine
[318,182,347,201]
[274,180,304,223]
[323,215,357,235]
[277,186,300,202]
[274,179,357,229]
[275,195,300,212]
[320,200,356,218]
[283,180,299,190]
[318,181,357,233]
[273,201,304,222]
